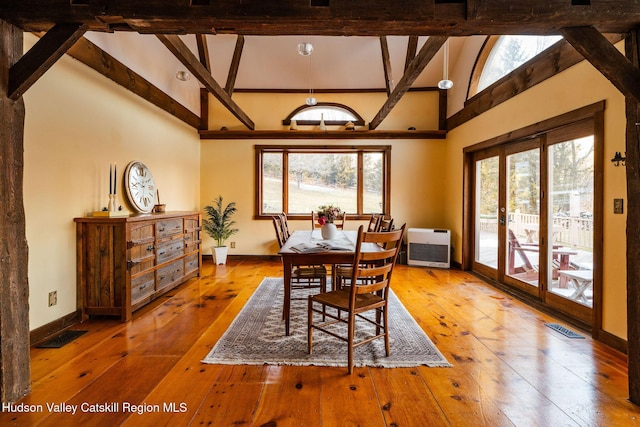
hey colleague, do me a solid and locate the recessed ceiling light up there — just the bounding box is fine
[175,71,191,81]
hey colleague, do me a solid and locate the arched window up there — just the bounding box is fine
[282,103,365,126]
[470,35,562,96]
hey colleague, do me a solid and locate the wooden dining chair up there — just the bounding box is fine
[367,214,381,232]
[333,215,394,290]
[278,212,291,239]
[273,215,328,294]
[307,224,406,373]
[376,216,394,232]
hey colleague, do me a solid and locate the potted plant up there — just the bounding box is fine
[203,196,239,265]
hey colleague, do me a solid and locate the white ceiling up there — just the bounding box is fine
[84,32,485,115]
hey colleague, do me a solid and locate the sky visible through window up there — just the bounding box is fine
[292,106,357,122]
[478,35,562,92]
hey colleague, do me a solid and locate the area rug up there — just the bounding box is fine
[202,277,451,368]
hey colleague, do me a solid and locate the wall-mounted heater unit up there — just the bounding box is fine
[407,228,450,268]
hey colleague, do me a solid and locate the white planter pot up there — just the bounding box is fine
[321,223,338,240]
[212,246,228,265]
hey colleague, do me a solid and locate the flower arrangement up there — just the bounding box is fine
[317,204,343,225]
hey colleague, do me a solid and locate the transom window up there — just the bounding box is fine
[475,35,562,93]
[255,145,390,219]
[282,103,366,127]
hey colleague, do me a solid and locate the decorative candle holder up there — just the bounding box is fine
[108,194,117,212]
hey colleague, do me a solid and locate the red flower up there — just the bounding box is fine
[317,216,327,225]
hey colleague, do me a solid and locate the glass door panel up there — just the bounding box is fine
[547,136,594,307]
[474,156,499,269]
[505,148,540,287]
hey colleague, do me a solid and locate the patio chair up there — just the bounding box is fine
[307,224,406,373]
[507,228,576,286]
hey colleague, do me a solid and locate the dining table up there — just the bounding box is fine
[278,229,382,336]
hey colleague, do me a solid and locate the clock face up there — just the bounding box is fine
[124,161,157,213]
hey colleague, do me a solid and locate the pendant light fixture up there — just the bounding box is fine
[298,42,317,106]
[438,39,454,90]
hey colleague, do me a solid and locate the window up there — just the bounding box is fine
[472,35,562,95]
[282,103,366,127]
[256,145,390,219]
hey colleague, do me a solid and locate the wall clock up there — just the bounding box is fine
[124,160,157,213]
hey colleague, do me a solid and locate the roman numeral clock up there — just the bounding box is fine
[124,161,157,213]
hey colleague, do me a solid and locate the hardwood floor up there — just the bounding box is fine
[3,259,638,426]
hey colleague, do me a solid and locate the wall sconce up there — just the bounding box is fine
[611,151,626,166]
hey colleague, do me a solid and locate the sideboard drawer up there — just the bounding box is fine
[156,237,184,264]
[156,259,184,291]
[184,253,199,276]
[156,218,183,238]
[131,271,155,304]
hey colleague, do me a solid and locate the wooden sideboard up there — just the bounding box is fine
[75,211,202,321]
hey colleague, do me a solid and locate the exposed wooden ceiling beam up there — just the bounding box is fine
[199,129,446,140]
[448,34,625,131]
[8,23,85,99]
[63,35,200,129]
[561,26,640,104]
[369,36,447,130]
[379,36,394,97]
[2,1,640,35]
[195,34,211,71]
[405,36,418,72]
[156,34,254,130]
[225,35,244,95]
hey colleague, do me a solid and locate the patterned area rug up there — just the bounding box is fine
[202,277,451,368]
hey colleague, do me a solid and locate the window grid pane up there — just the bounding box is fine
[257,146,389,218]
[262,152,283,214]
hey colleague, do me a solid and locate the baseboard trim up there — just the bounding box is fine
[598,328,628,355]
[204,254,281,262]
[30,310,82,347]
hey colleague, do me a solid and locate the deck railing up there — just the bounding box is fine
[478,213,593,250]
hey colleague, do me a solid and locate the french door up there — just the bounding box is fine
[470,123,597,325]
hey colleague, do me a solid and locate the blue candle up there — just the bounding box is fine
[109,164,112,194]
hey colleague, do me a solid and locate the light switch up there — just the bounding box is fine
[614,198,624,214]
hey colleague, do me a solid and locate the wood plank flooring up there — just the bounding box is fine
[2,259,638,426]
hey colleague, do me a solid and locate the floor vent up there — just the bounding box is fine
[36,330,88,348]
[544,323,584,339]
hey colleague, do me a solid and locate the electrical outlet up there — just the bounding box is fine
[614,198,624,214]
[230,242,236,249]
[48,291,57,307]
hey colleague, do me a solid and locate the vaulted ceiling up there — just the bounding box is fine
[3,1,640,131]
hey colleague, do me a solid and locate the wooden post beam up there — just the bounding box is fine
[8,23,85,100]
[156,34,255,130]
[625,29,640,406]
[0,19,31,403]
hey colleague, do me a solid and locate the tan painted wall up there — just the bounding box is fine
[443,49,627,339]
[23,35,201,330]
[201,91,447,255]
[20,34,628,342]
